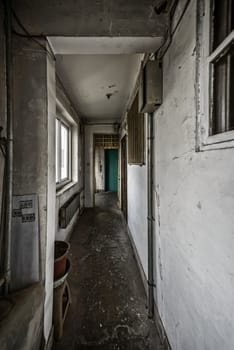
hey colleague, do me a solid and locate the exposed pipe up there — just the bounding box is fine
[147,112,155,318]
[0,131,7,285]
[3,0,13,295]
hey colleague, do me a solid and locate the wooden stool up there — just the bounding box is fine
[53,280,72,341]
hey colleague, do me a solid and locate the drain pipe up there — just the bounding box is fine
[147,112,155,319]
[3,0,13,295]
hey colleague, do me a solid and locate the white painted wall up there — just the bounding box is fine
[127,1,234,349]
[44,51,56,342]
[85,124,116,207]
[127,116,148,276]
[95,147,105,192]
[55,54,143,123]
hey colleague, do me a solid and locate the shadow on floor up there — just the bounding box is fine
[95,192,118,209]
[53,193,163,350]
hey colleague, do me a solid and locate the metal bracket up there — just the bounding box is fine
[147,280,156,288]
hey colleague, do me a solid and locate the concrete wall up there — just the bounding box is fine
[85,124,116,207]
[7,36,84,346]
[0,2,6,251]
[12,0,167,37]
[0,10,47,348]
[127,1,234,349]
[0,4,6,281]
[0,284,44,350]
[12,37,56,345]
[55,80,84,242]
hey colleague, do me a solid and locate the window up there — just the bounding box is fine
[56,117,71,185]
[209,0,234,135]
[127,93,145,165]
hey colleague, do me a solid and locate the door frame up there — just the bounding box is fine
[121,135,128,221]
[93,134,119,207]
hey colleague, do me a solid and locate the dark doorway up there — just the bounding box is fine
[104,149,118,192]
[121,135,128,221]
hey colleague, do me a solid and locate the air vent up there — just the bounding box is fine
[94,134,119,149]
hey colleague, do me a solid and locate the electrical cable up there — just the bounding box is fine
[11,8,55,60]
[156,0,192,59]
[0,144,6,158]
[0,126,6,157]
[11,9,44,38]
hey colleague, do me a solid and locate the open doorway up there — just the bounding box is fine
[93,134,119,208]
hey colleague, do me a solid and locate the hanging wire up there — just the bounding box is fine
[0,127,6,157]
[0,144,6,158]
[155,0,192,59]
[10,8,55,60]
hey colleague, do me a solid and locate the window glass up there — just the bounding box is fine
[56,117,71,185]
[56,119,59,182]
[209,0,234,136]
[212,43,234,135]
[213,0,233,51]
[61,123,69,180]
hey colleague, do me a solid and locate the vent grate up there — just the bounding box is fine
[94,134,119,149]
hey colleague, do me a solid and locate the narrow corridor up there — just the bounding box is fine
[53,193,163,350]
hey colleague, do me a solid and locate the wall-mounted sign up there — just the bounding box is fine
[11,194,40,291]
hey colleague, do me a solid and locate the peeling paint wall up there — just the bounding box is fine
[128,1,234,349]
[155,2,234,347]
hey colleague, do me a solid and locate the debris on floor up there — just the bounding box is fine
[53,192,164,350]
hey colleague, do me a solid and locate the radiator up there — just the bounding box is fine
[59,192,80,228]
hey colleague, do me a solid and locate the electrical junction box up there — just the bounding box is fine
[138,60,162,113]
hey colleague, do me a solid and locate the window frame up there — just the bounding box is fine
[56,114,72,189]
[196,0,234,151]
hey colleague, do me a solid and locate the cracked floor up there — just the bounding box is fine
[53,192,164,350]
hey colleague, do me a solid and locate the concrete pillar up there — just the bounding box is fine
[12,36,56,343]
[0,2,6,244]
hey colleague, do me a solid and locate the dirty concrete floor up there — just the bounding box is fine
[95,191,118,209]
[53,192,164,350]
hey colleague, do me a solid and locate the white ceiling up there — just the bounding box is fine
[56,54,143,122]
[49,37,163,123]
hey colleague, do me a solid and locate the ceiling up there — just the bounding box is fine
[55,54,143,123]
[49,37,163,123]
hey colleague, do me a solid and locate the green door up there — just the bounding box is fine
[105,149,118,192]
